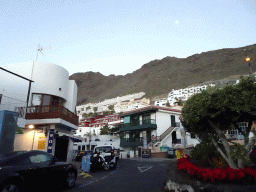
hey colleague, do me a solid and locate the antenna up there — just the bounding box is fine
[36,44,51,61]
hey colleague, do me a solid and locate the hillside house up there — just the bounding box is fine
[119,105,199,157]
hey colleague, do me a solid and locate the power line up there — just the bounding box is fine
[1,94,26,103]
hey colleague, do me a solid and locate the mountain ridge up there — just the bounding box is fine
[70,44,256,105]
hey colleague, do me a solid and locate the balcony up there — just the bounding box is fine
[26,105,78,126]
[119,119,157,132]
[120,138,143,147]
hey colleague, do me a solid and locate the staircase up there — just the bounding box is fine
[160,126,176,142]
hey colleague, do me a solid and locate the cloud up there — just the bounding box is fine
[175,21,179,24]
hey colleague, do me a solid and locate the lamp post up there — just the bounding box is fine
[28,125,35,150]
[244,57,252,76]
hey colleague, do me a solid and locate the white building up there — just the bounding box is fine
[154,84,216,107]
[76,92,150,120]
[119,105,199,157]
[0,61,80,162]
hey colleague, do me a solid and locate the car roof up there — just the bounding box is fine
[0,150,49,158]
[95,145,112,148]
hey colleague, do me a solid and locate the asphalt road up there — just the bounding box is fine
[64,158,174,192]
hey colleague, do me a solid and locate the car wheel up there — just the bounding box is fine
[65,171,76,188]
[109,162,115,170]
[103,163,109,171]
[0,183,20,192]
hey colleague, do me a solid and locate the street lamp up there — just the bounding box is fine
[244,57,252,75]
[28,125,36,150]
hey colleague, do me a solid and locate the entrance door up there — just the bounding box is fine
[146,131,151,143]
[54,136,69,162]
[172,131,177,143]
[171,115,176,127]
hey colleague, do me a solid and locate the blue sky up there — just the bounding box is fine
[1,0,255,76]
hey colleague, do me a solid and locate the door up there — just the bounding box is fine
[54,136,69,162]
[172,131,177,143]
[171,115,176,127]
[146,131,151,143]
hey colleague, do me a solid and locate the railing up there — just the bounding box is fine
[0,104,26,118]
[120,137,144,147]
[120,119,157,131]
[130,119,156,126]
[160,126,176,141]
[171,122,181,127]
[26,105,78,126]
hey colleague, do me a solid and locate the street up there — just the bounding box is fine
[64,158,174,192]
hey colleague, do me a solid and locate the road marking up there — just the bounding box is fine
[137,166,153,173]
[79,181,94,188]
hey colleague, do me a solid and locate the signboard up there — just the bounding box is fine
[37,140,46,150]
[47,129,55,154]
[142,149,151,158]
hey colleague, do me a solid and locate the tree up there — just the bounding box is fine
[166,100,171,107]
[100,123,110,135]
[93,107,98,113]
[108,105,115,113]
[86,106,91,111]
[177,99,184,106]
[181,76,256,169]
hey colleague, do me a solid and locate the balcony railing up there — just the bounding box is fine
[26,105,78,126]
[120,119,157,131]
[120,137,144,147]
[171,122,181,127]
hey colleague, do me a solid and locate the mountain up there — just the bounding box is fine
[69,44,256,105]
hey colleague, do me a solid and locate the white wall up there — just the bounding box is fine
[65,80,77,113]
[0,61,77,113]
[14,129,47,151]
[155,110,180,136]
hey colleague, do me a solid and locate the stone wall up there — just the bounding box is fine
[151,152,168,158]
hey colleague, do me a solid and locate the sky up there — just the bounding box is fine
[0,0,256,76]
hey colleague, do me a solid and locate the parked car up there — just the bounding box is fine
[0,150,77,192]
[93,145,120,161]
[75,150,93,162]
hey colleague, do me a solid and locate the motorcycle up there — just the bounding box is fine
[90,152,116,171]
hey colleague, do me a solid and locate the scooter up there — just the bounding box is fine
[90,152,116,171]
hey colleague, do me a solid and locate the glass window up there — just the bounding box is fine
[42,95,51,106]
[32,94,42,106]
[29,154,51,164]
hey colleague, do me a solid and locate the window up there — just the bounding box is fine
[32,94,42,106]
[191,133,196,139]
[29,153,51,164]
[228,122,247,139]
[82,145,85,151]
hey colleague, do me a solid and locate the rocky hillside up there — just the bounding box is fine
[70,44,256,105]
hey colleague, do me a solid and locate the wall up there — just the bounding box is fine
[64,80,77,113]
[155,110,181,136]
[14,129,47,151]
[0,61,77,113]
[151,152,168,158]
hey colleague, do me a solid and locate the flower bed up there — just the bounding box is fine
[177,155,256,184]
